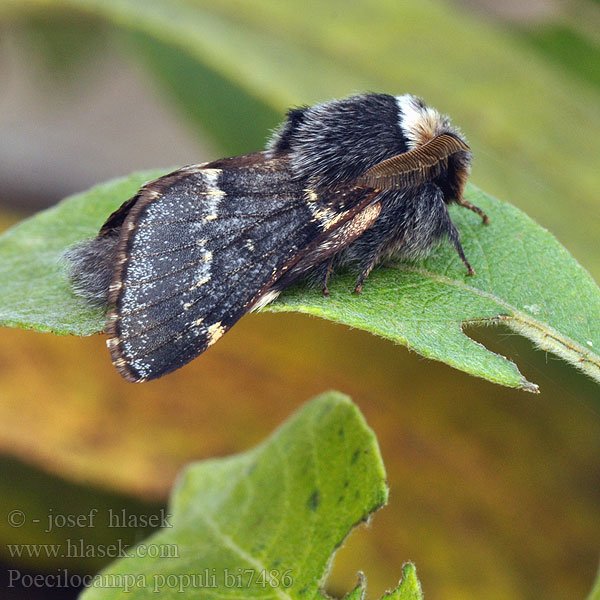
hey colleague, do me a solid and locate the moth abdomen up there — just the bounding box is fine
[65,232,120,305]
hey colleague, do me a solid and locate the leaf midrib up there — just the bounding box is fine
[196,512,295,600]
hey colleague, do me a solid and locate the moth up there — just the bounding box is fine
[67,93,489,382]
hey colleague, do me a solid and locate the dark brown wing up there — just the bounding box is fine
[105,152,379,382]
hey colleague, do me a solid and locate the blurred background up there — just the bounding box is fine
[0,0,599,598]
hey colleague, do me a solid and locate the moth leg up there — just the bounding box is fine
[354,257,379,294]
[457,197,490,225]
[452,236,475,275]
[445,221,475,275]
[321,256,335,296]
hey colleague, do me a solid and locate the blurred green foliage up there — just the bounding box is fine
[520,24,600,90]
[15,10,108,79]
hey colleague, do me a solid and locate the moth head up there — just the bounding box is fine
[395,94,472,204]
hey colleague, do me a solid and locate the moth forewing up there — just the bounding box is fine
[100,159,381,382]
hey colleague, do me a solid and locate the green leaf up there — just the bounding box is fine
[588,567,600,600]
[382,564,423,600]
[343,564,423,600]
[78,391,414,599]
[1,172,599,391]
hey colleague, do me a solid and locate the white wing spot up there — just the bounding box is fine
[202,168,223,178]
[305,188,319,203]
[250,289,281,312]
[200,168,225,222]
[322,211,346,231]
[176,162,209,174]
[190,275,210,290]
[309,204,346,231]
[142,188,161,200]
[206,321,226,346]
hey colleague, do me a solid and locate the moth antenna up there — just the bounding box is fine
[357,133,470,190]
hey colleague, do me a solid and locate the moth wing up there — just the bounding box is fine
[107,155,378,382]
